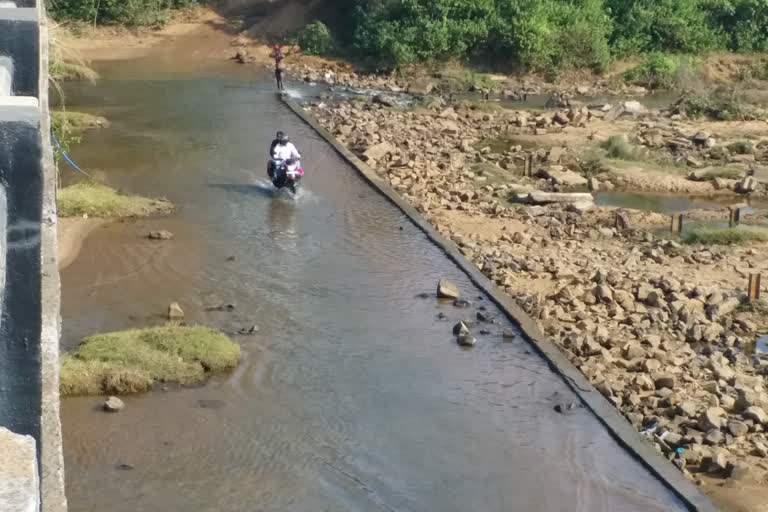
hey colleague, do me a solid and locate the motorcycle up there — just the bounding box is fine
[268,158,303,194]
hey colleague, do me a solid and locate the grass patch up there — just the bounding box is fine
[51,110,104,132]
[682,226,768,245]
[57,182,173,218]
[726,141,754,155]
[60,326,242,396]
[49,59,99,82]
[704,166,743,180]
[600,135,646,161]
[580,153,606,178]
[685,86,762,121]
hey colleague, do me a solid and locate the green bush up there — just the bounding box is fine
[624,53,698,89]
[600,135,645,160]
[298,21,335,56]
[685,86,759,121]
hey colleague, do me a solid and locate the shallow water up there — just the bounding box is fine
[59,58,689,512]
[595,190,768,214]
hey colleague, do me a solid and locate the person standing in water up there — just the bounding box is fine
[270,44,285,91]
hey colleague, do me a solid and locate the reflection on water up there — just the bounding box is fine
[60,60,689,511]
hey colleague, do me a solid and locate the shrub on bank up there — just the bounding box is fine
[623,53,699,90]
[297,21,335,56]
[57,182,174,218]
[60,326,242,396]
[682,226,768,245]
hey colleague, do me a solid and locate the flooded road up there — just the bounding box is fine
[59,59,689,511]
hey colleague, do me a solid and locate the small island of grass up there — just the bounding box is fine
[60,326,241,396]
[57,182,174,218]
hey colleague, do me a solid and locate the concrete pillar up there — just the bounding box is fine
[0,56,11,97]
[0,8,39,97]
[0,427,39,512]
[0,104,44,445]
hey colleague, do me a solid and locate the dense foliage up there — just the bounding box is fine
[324,0,768,71]
[48,0,768,71]
[47,0,198,26]
[297,21,335,56]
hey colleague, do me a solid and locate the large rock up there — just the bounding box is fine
[514,192,594,205]
[148,230,173,240]
[168,302,184,320]
[708,297,740,320]
[726,460,750,480]
[0,427,38,512]
[453,321,470,336]
[744,406,768,425]
[104,396,125,412]
[699,407,726,431]
[735,176,758,193]
[457,334,476,347]
[362,142,396,163]
[653,373,676,390]
[538,168,588,187]
[437,280,460,299]
[727,420,749,437]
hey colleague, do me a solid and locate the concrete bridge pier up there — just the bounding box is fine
[0,1,66,511]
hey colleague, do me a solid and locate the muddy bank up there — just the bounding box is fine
[58,218,106,271]
[304,97,768,510]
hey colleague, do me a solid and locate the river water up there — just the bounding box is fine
[59,56,689,511]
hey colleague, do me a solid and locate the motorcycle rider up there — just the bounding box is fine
[269,133,301,180]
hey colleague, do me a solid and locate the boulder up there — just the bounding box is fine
[453,321,470,336]
[437,280,460,299]
[678,400,698,418]
[538,168,588,187]
[744,406,768,425]
[725,461,750,480]
[457,334,476,347]
[104,396,125,412]
[168,302,184,320]
[736,176,758,193]
[727,420,749,438]
[654,373,676,390]
[502,328,516,340]
[372,94,398,107]
[514,192,594,205]
[362,142,396,163]
[699,407,726,431]
[148,230,173,240]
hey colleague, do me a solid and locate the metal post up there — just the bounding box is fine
[670,214,683,233]
[729,207,741,227]
[748,273,762,300]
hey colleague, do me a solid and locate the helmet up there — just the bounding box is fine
[279,133,290,143]
[276,131,284,139]
[274,44,280,50]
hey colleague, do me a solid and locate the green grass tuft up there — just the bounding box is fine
[51,110,104,132]
[600,135,646,161]
[682,226,768,245]
[60,326,242,396]
[57,182,173,218]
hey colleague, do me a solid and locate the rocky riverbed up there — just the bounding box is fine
[304,95,768,491]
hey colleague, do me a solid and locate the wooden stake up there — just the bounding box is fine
[729,207,741,227]
[670,214,683,233]
[748,273,762,300]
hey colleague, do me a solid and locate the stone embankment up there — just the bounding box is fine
[304,96,768,487]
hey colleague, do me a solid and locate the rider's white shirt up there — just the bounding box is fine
[272,142,301,161]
